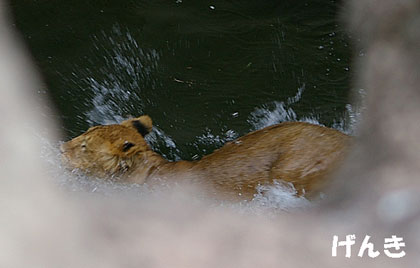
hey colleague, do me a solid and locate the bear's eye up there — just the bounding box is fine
[122,141,135,152]
[81,141,87,151]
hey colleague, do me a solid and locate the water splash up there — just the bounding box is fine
[84,24,162,126]
[248,85,363,135]
[146,127,182,161]
[332,88,367,135]
[247,85,323,130]
[221,181,313,216]
[71,24,182,159]
[286,84,305,105]
[251,180,313,211]
[196,128,239,147]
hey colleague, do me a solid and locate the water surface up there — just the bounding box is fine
[12,0,354,208]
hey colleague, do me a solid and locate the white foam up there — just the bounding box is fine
[44,136,315,214]
[251,181,313,210]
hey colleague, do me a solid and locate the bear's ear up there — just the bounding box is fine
[121,115,153,137]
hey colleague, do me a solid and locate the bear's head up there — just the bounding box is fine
[60,115,153,178]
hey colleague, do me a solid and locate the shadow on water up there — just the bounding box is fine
[11,0,353,161]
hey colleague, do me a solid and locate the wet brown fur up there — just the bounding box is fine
[61,116,350,200]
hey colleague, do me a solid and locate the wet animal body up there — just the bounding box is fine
[61,116,350,200]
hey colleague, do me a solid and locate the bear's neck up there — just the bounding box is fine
[128,150,196,184]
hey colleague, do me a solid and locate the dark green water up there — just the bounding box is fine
[10,0,352,161]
